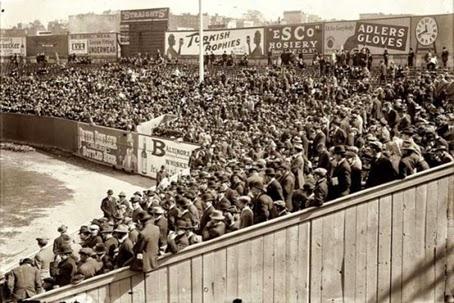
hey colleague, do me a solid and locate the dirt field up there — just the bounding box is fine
[0,149,154,272]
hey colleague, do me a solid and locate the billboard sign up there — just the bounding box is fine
[26,35,69,58]
[324,17,411,54]
[0,37,26,57]
[265,23,323,54]
[137,135,199,179]
[69,39,88,55]
[69,33,117,57]
[164,28,265,58]
[77,124,138,173]
[121,8,169,23]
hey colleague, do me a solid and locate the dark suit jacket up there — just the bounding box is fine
[133,221,160,272]
[266,179,285,202]
[239,207,254,229]
[7,264,42,300]
[55,257,77,286]
[154,216,168,248]
[252,192,273,224]
[328,159,351,200]
[279,171,295,211]
[366,155,398,188]
[115,238,134,268]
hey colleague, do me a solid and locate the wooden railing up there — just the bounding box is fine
[29,162,454,303]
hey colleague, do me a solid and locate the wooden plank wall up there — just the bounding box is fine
[39,169,453,303]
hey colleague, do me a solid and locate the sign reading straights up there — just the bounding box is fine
[164,28,265,58]
[137,135,199,179]
[0,37,26,57]
[121,8,169,22]
[266,24,323,54]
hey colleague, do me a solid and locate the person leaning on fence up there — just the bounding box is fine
[7,258,43,301]
[131,212,160,273]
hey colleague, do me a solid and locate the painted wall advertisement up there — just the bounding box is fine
[410,14,453,58]
[69,33,118,57]
[77,124,138,173]
[0,37,26,57]
[121,8,169,23]
[164,28,265,58]
[324,17,410,54]
[26,35,69,58]
[266,23,323,54]
[137,135,199,179]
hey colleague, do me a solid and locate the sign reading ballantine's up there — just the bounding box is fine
[266,24,323,54]
[121,8,169,22]
[353,21,408,51]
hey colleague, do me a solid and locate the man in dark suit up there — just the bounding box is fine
[113,225,134,268]
[329,122,347,146]
[7,258,43,300]
[278,162,295,212]
[366,141,398,188]
[316,143,332,172]
[150,206,168,253]
[202,211,226,241]
[236,196,254,229]
[101,189,117,220]
[250,179,274,224]
[265,168,284,202]
[328,145,351,200]
[132,212,160,272]
[54,246,77,287]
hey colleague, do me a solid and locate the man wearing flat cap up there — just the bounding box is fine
[132,212,160,272]
[366,141,398,188]
[328,145,351,200]
[7,258,43,300]
[75,247,101,281]
[113,225,134,268]
[398,140,430,178]
[308,168,329,207]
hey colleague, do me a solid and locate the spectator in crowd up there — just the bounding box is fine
[1,55,453,297]
[7,258,43,300]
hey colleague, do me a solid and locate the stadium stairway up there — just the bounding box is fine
[24,162,453,303]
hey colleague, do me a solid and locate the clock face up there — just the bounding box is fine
[416,17,438,46]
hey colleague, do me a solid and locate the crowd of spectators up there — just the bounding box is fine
[1,54,454,300]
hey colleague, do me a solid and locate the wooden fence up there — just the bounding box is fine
[30,162,454,303]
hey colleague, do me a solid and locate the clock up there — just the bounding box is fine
[416,17,438,46]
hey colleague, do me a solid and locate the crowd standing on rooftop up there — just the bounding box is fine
[1,47,453,301]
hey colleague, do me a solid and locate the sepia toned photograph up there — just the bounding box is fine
[0,0,453,302]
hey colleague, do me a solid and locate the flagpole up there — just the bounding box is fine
[198,0,204,83]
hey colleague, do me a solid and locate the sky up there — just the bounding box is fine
[0,0,453,28]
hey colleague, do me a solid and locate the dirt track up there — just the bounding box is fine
[0,149,154,272]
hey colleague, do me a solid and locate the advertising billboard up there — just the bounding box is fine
[77,124,138,173]
[164,28,265,58]
[0,37,26,57]
[121,8,169,23]
[26,35,69,58]
[324,17,411,55]
[69,33,118,57]
[137,135,199,179]
[265,23,323,54]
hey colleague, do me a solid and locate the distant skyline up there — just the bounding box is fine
[1,0,453,28]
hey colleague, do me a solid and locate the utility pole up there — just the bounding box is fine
[198,0,204,83]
